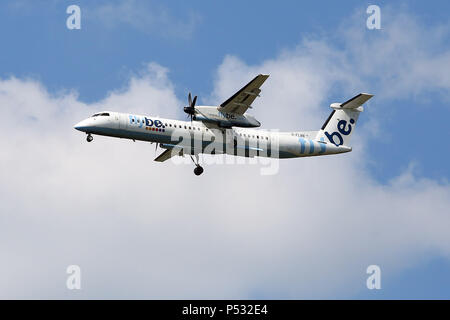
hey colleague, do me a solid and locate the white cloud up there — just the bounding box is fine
[0,9,449,299]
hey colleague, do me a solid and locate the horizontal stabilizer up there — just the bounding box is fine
[337,93,373,109]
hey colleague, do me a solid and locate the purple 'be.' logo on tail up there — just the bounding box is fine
[325,118,355,146]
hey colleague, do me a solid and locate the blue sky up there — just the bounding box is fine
[2,0,448,182]
[0,0,449,299]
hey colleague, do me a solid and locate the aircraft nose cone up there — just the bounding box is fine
[74,119,89,132]
[74,122,83,131]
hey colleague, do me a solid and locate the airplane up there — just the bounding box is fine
[74,74,373,175]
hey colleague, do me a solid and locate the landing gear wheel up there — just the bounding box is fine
[194,166,204,176]
[87,134,93,142]
[190,154,204,175]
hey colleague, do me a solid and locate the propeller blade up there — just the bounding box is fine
[184,92,197,119]
[191,95,197,108]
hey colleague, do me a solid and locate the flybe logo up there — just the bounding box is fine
[219,111,237,120]
[325,118,355,146]
[129,115,166,132]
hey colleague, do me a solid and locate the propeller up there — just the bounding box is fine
[183,92,197,121]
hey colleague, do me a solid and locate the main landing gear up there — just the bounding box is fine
[190,154,204,176]
[86,134,93,142]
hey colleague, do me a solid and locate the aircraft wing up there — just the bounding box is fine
[218,74,269,115]
[154,148,183,162]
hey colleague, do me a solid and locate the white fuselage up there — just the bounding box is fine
[74,111,351,159]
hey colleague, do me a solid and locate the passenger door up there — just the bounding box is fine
[118,114,127,129]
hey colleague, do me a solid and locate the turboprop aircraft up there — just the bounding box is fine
[74,74,373,175]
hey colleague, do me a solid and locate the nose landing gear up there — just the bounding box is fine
[190,154,204,176]
[86,134,93,142]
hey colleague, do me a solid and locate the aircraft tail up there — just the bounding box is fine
[315,93,373,146]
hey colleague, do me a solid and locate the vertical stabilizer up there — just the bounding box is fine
[315,93,373,146]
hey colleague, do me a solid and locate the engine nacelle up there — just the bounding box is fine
[193,106,261,128]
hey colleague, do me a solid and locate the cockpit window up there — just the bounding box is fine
[92,113,110,117]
